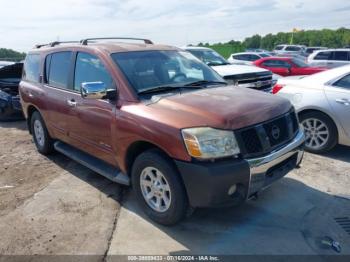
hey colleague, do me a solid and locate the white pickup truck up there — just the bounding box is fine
[183,46,279,92]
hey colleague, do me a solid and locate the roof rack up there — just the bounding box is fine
[80,37,153,45]
[35,41,80,49]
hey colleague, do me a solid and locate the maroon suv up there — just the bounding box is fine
[20,38,305,225]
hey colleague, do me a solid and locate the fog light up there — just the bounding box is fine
[228,184,237,196]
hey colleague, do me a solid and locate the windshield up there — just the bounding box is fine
[292,58,309,68]
[186,49,229,66]
[111,50,224,94]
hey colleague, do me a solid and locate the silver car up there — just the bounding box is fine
[274,65,350,153]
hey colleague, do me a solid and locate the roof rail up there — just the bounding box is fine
[34,41,80,49]
[80,37,153,45]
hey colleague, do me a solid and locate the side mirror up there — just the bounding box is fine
[81,82,107,99]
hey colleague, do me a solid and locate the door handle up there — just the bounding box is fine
[336,99,350,106]
[67,99,77,107]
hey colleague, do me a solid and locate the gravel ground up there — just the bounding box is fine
[0,120,349,258]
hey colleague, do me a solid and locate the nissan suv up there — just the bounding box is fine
[20,38,305,225]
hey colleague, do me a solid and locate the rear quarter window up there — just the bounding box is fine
[23,54,40,82]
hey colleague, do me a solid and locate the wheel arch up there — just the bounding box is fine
[26,104,41,134]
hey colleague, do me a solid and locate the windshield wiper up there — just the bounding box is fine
[184,80,228,87]
[137,85,203,95]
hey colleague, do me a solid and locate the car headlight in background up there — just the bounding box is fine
[182,127,240,159]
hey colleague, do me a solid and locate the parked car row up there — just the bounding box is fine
[18,38,305,225]
[229,46,350,72]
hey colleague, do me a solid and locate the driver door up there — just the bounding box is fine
[68,52,117,166]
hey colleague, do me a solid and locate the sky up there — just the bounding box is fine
[1,0,350,52]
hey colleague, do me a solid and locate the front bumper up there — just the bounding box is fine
[175,129,305,207]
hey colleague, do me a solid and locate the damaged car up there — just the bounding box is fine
[0,62,24,121]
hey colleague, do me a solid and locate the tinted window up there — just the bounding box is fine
[23,54,40,82]
[74,52,114,91]
[275,46,284,50]
[259,53,270,58]
[262,59,291,68]
[292,58,309,67]
[247,54,260,61]
[332,51,349,61]
[314,51,331,60]
[48,52,72,89]
[285,46,301,51]
[234,54,248,61]
[333,74,350,89]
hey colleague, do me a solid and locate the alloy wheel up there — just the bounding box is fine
[140,167,171,213]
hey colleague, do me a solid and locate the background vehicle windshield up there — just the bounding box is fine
[111,50,224,93]
[186,49,229,66]
[292,58,309,67]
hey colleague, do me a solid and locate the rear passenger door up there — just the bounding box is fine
[69,52,117,166]
[44,51,74,142]
[329,51,350,68]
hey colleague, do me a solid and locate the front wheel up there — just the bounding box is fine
[131,149,188,225]
[300,111,337,153]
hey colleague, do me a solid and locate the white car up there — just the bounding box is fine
[274,44,306,56]
[227,52,271,65]
[274,65,350,153]
[307,49,350,68]
[183,46,276,92]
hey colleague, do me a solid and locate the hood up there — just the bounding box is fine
[0,63,23,82]
[210,64,269,77]
[146,86,291,130]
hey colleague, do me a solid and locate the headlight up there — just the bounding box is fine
[181,127,240,159]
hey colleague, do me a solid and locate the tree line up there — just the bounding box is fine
[198,27,350,58]
[0,48,26,61]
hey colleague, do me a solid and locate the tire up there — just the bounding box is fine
[299,111,338,153]
[131,149,188,225]
[30,111,54,155]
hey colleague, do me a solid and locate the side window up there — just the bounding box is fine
[332,51,348,61]
[48,52,72,89]
[285,46,301,51]
[333,74,350,89]
[248,54,259,61]
[278,61,292,68]
[23,54,40,82]
[314,51,331,60]
[262,60,279,67]
[74,52,114,92]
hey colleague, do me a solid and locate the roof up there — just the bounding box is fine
[29,41,179,55]
[312,48,350,53]
[182,46,213,51]
[232,52,269,56]
[257,56,292,61]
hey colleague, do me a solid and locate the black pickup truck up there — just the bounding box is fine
[0,62,23,121]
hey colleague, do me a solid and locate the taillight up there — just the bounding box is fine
[272,84,284,94]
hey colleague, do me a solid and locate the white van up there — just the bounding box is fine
[308,49,350,68]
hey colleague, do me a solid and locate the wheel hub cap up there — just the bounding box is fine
[302,118,329,150]
[140,167,171,213]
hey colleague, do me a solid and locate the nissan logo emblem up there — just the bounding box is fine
[271,125,280,140]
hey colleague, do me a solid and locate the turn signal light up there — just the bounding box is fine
[272,84,284,94]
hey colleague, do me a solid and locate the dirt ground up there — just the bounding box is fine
[0,120,349,259]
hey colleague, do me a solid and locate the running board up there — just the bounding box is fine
[54,141,130,186]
